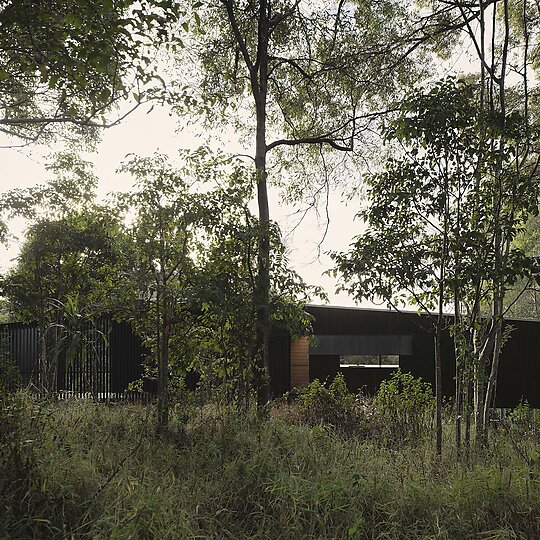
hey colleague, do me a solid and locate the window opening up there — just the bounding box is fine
[339,354,399,368]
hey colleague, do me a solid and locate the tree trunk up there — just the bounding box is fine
[48,317,60,394]
[158,322,170,430]
[474,364,486,445]
[156,276,169,431]
[454,344,463,456]
[453,298,465,456]
[474,322,496,445]
[253,3,271,409]
[434,329,443,455]
[482,291,504,442]
[254,108,271,408]
[465,375,473,452]
[435,181,449,456]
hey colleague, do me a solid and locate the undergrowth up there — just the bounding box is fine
[1,387,540,539]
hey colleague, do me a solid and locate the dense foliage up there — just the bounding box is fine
[0,151,317,416]
[333,77,540,449]
[0,0,181,144]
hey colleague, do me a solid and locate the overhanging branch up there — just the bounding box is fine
[267,136,351,152]
[266,108,398,152]
[0,100,144,129]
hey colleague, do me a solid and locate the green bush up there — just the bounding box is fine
[0,335,20,394]
[300,372,354,408]
[507,400,540,435]
[375,369,435,442]
[296,373,357,432]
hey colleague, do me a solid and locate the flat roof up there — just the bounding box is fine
[305,303,540,324]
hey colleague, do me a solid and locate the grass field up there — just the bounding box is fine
[2,390,540,539]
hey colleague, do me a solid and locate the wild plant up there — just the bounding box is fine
[375,369,435,442]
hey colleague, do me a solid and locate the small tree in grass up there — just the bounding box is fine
[115,150,318,428]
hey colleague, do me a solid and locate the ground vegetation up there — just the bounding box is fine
[1,382,540,539]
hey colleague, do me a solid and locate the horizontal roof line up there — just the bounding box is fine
[305,303,540,323]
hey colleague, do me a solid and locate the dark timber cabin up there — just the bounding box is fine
[3,305,539,406]
[268,304,540,408]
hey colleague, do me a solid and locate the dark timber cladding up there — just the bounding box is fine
[3,306,540,406]
[0,318,147,399]
[0,322,39,385]
[268,330,291,397]
[298,304,540,408]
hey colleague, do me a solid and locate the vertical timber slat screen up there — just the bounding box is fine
[0,318,147,401]
[4,323,39,385]
[59,317,113,399]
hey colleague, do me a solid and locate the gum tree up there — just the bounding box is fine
[0,0,181,146]
[333,80,477,454]
[180,0,424,405]
[335,0,540,448]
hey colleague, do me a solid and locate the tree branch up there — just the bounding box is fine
[267,135,351,152]
[0,100,144,129]
[266,108,397,152]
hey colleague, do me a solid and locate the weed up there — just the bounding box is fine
[375,369,435,443]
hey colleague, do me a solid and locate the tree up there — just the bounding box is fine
[2,211,122,392]
[113,151,270,427]
[198,217,319,410]
[180,0,424,405]
[446,0,540,444]
[333,79,540,452]
[505,213,540,319]
[114,153,208,428]
[1,155,122,392]
[0,0,181,146]
[334,0,540,446]
[333,80,474,454]
[113,150,318,425]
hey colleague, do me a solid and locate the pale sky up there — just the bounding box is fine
[0,100,368,307]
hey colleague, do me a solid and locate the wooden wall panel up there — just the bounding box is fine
[304,305,540,407]
[268,332,290,397]
[290,337,309,388]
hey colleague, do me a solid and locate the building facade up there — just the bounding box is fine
[271,304,540,408]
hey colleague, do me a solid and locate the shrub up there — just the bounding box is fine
[375,369,434,442]
[507,400,540,436]
[297,373,357,432]
[0,392,47,537]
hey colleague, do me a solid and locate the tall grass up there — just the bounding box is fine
[1,391,540,539]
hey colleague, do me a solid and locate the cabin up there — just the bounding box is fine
[268,304,540,408]
[3,304,540,407]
